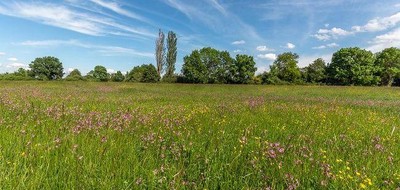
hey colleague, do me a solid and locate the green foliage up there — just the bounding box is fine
[228,54,257,84]
[181,47,235,83]
[303,58,327,83]
[165,31,177,78]
[327,47,380,86]
[269,52,301,83]
[93,65,109,82]
[126,64,159,83]
[0,68,33,81]
[111,71,125,82]
[29,56,64,80]
[65,69,84,81]
[375,47,400,86]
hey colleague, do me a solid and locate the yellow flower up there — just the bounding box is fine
[356,172,361,176]
[359,183,366,189]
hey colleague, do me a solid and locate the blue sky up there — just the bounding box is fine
[0,0,399,75]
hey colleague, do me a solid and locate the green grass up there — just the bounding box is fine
[0,81,399,189]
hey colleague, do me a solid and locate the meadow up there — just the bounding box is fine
[0,81,399,189]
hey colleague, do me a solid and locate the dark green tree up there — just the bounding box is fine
[375,47,400,86]
[303,58,327,83]
[327,47,379,85]
[29,56,64,80]
[269,52,301,83]
[126,64,159,83]
[111,71,125,82]
[181,47,234,83]
[165,31,177,78]
[93,65,109,82]
[228,54,257,84]
[65,69,83,81]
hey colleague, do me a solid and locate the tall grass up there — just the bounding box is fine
[0,81,399,189]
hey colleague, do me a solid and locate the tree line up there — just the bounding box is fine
[1,29,399,86]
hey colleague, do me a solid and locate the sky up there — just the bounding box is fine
[0,0,399,75]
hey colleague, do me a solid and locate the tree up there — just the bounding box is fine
[165,31,177,78]
[29,56,64,80]
[303,58,327,83]
[155,29,165,78]
[181,47,234,83]
[327,47,379,85]
[375,47,400,86]
[65,69,83,81]
[269,52,301,83]
[111,71,125,82]
[126,64,159,83]
[93,65,109,82]
[228,54,257,84]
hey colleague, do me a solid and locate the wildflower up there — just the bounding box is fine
[359,183,366,189]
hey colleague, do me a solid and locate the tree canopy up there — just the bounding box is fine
[375,47,400,86]
[29,56,64,80]
[93,65,109,82]
[327,47,379,86]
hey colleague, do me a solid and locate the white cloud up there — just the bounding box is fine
[324,23,330,28]
[313,34,331,41]
[256,45,274,52]
[366,27,400,52]
[286,43,295,49]
[0,52,5,56]
[352,12,400,32]
[313,27,352,41]
[67,68,75,72]
[19,39,153,57]
[7,57,18,62]
[5,62,27,68]
[314,12,400,41]
[233,49,242,53]
[107,68,116,74]
[257,53,277,61]
[232,40,246,45]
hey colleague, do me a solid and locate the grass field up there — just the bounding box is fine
[0,81,399,189]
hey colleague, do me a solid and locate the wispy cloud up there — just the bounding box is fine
[207,0,228,16]
[232,40,246,45]
[19,39,153,57]
[7,57,18,62]
[6,62,27,69]
[163,0,262,42]
[0,52,5,56]
[89,0,148,22]
[0,1,154,38]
